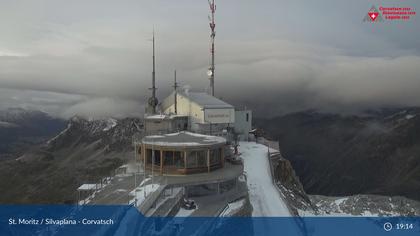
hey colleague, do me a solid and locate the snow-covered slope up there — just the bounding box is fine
[240,142,304,236]
[239,142,291,216]
[306,195,420,216]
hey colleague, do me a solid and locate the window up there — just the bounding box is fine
[246,113,249,122]
[164,151,174,166]
[197,150,206,167]
[174,151,185,168]
[153,150,161,165]
[210,148,221,165]
[146,149,153,164]
[187,151,197,168]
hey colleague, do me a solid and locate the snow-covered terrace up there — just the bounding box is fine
[142,131,226,148]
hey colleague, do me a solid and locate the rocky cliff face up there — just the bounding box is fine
[0,116,143,204]
[47,116,143,153]
[272,152,420,216]
[271,154,315,215]
[256,107,420,202]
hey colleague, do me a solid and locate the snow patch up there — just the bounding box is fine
[334,197,348,206]
[114,189,127,193]
[0,121,18,128]
[145,114,167,119]
[176,206,198,217]
[142,131,226,146]
[46,123,72,144]
[405,114,416,120]
[103,118,117,131]
[77,184,97,191]
[146,135,165,138]
[129,183,160,207]
[220,199,246,217]
[78,177,113,205]
[239,142,291,217]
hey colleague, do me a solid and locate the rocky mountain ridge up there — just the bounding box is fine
[0,108,66,159]
[0,115,143,203]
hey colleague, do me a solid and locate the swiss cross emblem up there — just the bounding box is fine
[369,12,378,20]
[364,6,383,22]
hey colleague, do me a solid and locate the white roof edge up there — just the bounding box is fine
[178,91,234,109]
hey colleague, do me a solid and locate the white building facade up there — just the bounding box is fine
[234,109,252,141]
[161,91,235,134]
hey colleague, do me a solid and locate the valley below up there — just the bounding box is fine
[256,108,420,215]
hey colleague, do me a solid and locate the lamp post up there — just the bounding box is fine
[151,138,154,186]
[143,142,146,187]
[134,142,137,189]
[145,137,155,199]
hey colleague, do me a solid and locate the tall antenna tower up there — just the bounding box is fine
[147,30,158,114]
[207,0,216,96]
[173,70,179,114]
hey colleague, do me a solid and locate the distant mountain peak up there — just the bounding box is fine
[46,117,143,153]
[0,107,53,124]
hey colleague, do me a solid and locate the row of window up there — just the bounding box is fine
[144,148,222,168]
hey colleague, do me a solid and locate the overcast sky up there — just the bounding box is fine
[0,0,419,118]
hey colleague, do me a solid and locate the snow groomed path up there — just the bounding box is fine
[240,141,291,216]
[240,142,304,236]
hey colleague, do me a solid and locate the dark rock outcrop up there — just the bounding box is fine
[272,154,315,214]
[256,107,420,201]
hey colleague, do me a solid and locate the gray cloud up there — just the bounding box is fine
[0,88,84,114]
[61,97,143,119]
[0,0,419,118]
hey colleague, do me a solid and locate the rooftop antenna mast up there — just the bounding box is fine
[173,70,179,114]
[207,0,216,96]
[148,29,158,114]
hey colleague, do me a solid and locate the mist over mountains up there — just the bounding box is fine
[255,107,420,201]
[0,108,66,159]
[1,1,419,119]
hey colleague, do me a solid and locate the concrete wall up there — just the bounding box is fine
[234,110,252,141]
[163,93,204,124]
[204,108,235,124]
[144,116,188,135]
[144,119,171,135]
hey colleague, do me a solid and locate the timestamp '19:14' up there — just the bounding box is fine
[396,223,414,230]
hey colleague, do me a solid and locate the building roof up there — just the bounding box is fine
[144,114,188,120]
[181,92,233,109]
[161,91,234,110]
[77,184,97,191]
[142,131,226,148]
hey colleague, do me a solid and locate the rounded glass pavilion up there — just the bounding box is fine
[139,131,226,175]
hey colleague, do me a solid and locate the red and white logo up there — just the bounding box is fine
[364,6,383,22]
[368,12,379,21]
